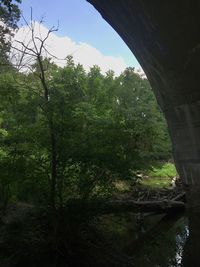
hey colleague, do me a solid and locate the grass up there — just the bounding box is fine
[141,176,172,188]
[141,162,177,189]
[113,162,177,191]
[147,162,177,178]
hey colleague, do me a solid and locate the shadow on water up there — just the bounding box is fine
[98,212,190,267]
[2,205,200,266]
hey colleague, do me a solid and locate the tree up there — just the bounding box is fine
[113,67,171,165]
[0,0,21,70]
[1,17,172,209]
[11,20,61,209]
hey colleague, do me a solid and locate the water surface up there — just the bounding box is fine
[98,212,189,267]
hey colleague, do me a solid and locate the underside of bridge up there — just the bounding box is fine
[87,0,200,210]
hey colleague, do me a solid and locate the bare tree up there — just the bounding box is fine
[11,15,62,209]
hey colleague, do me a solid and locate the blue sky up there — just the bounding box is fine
[18,0,141,73]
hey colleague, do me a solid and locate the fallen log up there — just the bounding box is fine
[97,199,185,214]
[172,192,186,202]
[67,198,185,217]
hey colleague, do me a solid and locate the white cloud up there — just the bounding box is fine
[11,21,128,76]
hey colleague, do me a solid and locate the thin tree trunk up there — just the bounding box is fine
[50,128,57,210]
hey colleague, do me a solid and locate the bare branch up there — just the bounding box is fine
[21,13,32,31]
[43,45,66,61]
[38,26,58,55]
[31,20,39,55]
[13,40,37,56]
[11,45,35,57]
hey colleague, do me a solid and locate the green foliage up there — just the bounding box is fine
[0,54,172,207]
[0,0,21,70]
[148,162,177,178]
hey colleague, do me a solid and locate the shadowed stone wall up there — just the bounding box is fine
[87,0,200,207]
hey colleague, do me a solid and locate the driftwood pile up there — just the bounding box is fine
[112,187,186,214]
[68,187,186,217]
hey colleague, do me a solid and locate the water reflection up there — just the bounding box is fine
[130,215,188,267]
[175,224,189,266]
[99,213,190,267]
[182,212,200,267]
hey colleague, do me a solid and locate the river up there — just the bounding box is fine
[98,212,189,266]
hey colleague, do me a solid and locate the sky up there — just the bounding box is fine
[15,0,142,75]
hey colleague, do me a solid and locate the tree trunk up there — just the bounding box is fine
[50,127,57,210]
